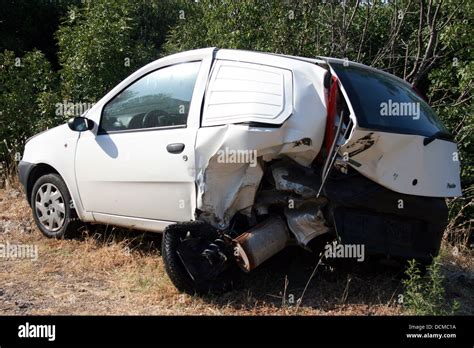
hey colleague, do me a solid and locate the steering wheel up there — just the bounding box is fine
[142,109,170,128]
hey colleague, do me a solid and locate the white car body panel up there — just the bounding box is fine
[75,127,197,221]
[21,125,89,220]
[340,129,462,197]
[92,212,173,232]
[202,60,293,126]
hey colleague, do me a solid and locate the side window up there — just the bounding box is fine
[100,61,201,133]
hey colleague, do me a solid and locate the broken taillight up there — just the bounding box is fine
[325,75,339,155]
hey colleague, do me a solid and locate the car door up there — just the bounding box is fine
[74,52,213,224]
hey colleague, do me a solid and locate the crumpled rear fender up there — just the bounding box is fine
[194,58,329,228]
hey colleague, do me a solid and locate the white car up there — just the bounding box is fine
[19,48,461,293]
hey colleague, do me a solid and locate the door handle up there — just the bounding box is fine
[166,143,185,154]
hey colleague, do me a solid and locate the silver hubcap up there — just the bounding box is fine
[35,183,66,232]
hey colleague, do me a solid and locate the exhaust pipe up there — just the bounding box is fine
[232,216,289,272]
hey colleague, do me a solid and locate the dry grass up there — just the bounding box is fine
[0,187,472,315]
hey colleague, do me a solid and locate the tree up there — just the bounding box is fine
[56,0,180,103]
[0,0,75,68]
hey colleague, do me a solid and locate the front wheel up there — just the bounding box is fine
[162,222,238,295]
[31,173,79,238]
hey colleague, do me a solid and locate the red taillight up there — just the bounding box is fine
[325,75,338,155]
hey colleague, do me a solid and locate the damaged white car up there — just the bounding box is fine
[19,48,462,293]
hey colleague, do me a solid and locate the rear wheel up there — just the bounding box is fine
[31,173,79,238]
[162,222,238,295]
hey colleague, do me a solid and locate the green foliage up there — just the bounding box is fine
[56,0,180,103]
[426,1,473,246]
[164,0,413,70]
[0,0,76,67]
[0,50,59,153]
[57,0,149,102]
[402,257,460,315]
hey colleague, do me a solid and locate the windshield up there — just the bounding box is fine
[331,63,450,138]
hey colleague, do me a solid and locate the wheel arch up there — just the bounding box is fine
[26,163,60,205]
[24,161,89,222]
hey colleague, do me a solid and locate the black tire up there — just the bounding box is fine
[162,222,238,295]
[31,173,79,238]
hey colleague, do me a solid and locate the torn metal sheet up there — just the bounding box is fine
[194,122,325,228]
[272,167,317,198]
[285,204,329,245]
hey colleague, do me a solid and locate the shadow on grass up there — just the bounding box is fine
[71,222,163,255]
[214,247,405,313]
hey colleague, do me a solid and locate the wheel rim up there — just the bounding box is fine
[35,183,66,232]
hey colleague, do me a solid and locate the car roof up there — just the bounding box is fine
[161,48,411,88]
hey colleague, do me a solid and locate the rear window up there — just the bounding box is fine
[332,63,449,138]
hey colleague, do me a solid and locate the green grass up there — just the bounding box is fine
[402,256,460,315]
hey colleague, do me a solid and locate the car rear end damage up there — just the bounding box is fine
[164,50,461,293]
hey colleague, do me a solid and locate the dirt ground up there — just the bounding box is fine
[0,187,472,315]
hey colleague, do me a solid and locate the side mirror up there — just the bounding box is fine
[67,117,94,132]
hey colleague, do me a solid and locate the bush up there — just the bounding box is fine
[56,0,180,103]
[402,257,460,315]
[0,49,59,154]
